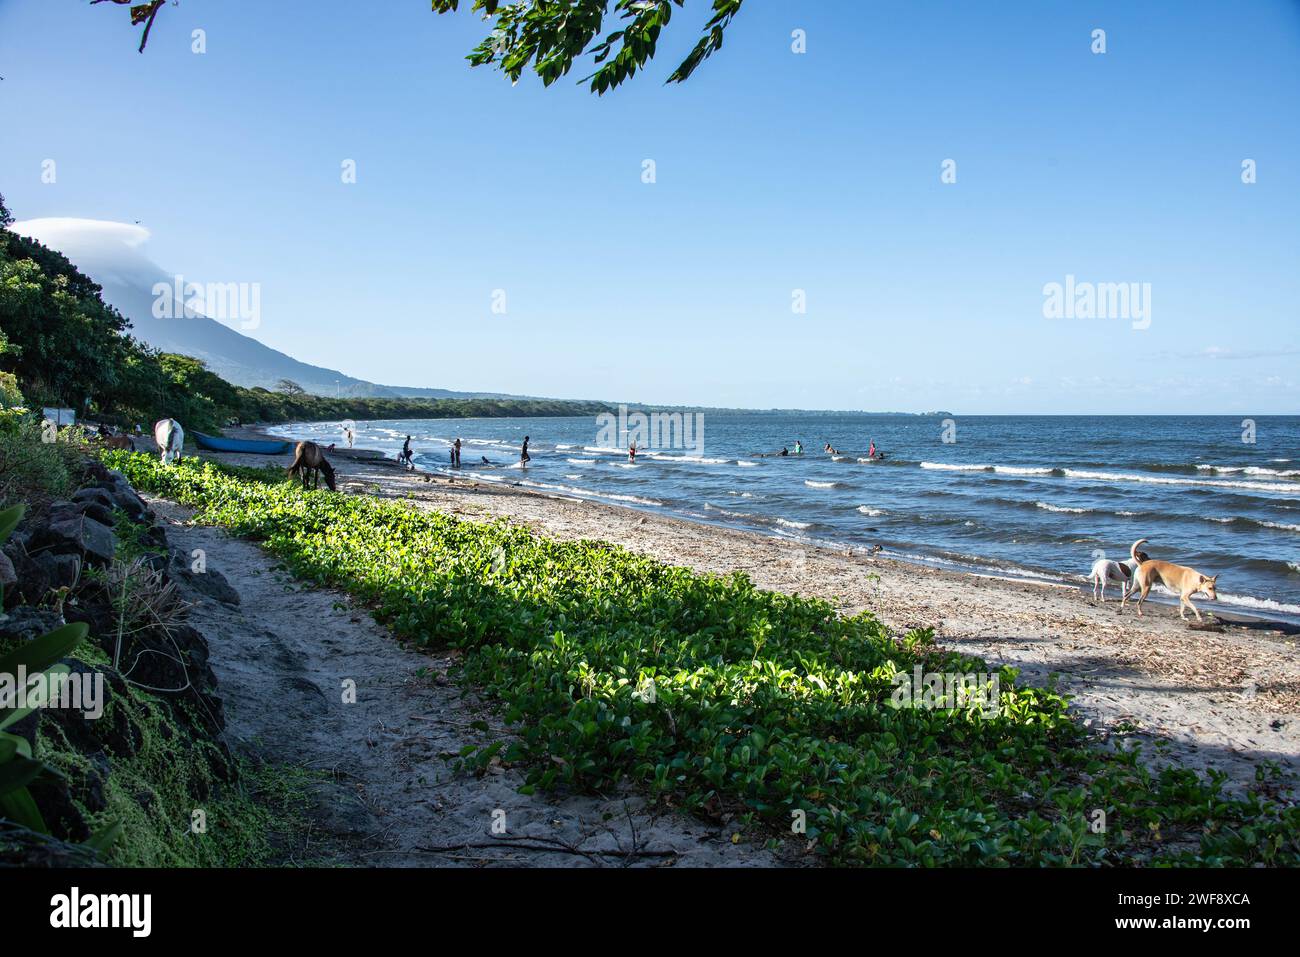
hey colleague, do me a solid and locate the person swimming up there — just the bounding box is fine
[778,447,789,457]
[824,442,840,455]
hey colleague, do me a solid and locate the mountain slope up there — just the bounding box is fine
[9,218,515,399]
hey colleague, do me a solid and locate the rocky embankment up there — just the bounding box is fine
[0,463,250,866]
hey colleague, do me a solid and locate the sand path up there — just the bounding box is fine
[148,496,782,867]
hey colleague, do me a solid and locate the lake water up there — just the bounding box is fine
[271,413,1300,622]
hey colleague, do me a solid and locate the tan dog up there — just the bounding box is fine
[1119,538,1218,621]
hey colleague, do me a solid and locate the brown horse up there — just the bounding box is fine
[102,434,136,452]
[287,441,336,491]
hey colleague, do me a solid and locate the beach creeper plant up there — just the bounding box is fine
[103,451,1300,866]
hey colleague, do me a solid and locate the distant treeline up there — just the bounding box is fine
[235,391,616,426]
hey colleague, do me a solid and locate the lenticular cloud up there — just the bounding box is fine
[10,217,161,287]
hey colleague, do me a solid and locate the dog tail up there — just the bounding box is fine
[1130,538,1149,563]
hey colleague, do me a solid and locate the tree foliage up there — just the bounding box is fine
[98,0,745,94]
[432,0,745,94]
[0,227,133,409]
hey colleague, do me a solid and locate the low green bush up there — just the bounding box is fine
[0,413,83,508]
[105,451,1300,866]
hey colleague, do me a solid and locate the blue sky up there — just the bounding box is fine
[1,0,1297,413]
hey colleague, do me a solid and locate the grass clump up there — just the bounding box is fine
[105,451,1300,866]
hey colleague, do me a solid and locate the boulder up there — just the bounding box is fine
[70,488,115,512]
[1,547,52,607]
[33,552,81,590]
[93,473,151,522]
[0,606,66,649]
[40,514,116,565]
[79,501,117,527]
[171,549,240,606]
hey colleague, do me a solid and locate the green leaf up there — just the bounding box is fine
[0,753,44,797]
[0,503,24,543]
[84,821,123,855]
[0,622,88,678]
[0,783,48,832]
[0,663,71,731]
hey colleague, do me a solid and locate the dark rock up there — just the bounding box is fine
[33,552,81,590]
[71,488,116,512]
[140,524,168,549]
[1,547,52,606]
[40,514,116,565]
[171,551,241,606]
[0,606,67,648]
[62,603,119,649]
[76,501,117,527]
[26,775,91,843]
[92,476,151,522]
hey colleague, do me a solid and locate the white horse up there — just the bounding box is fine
[153,418,184,465]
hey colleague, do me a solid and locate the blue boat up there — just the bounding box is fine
[192,431,293,454]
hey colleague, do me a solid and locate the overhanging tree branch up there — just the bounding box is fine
[94,0,745,93]
[90,0,167,54]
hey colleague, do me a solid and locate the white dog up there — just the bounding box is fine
[1088,547,1150,602]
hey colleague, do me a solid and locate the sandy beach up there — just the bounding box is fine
[192,426,1300,793]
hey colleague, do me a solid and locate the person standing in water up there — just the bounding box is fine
[520,435,531,465]
[868,440,876,458]
[453,438,462,468]
[628,442,637,463]
[794,440,803,455]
